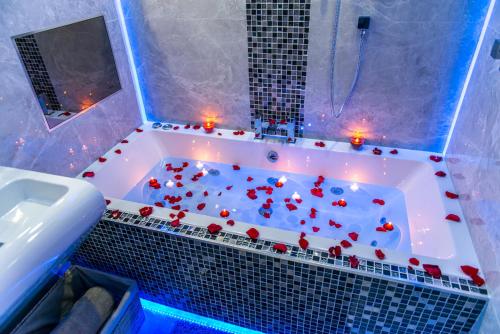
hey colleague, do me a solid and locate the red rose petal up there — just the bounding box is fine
[423,264,442,279]
[312,226,320,232]
[177,211,186,219]
[329,220,336,226]
[82,171,95,178]
[300,220,306,225]
[340,240,352,248]
[376,227,387,232]
[207,223,222,234]
[446,214,461,222]
[203,190,209,197]
[435,171,447,177]
[372,198,385,205]
[247,176,253,182]
[111,210,121,219]
[186,191,193,197]
[409,257,420,266]
[135,128,143,132]
[154,202,164,207]
[298,238,309,250]
[348,232,359,241]
[273,243,288,253]
[193,124,201,130]
[105,199,111,205]
[375,249,385,260]
[461,265,479,277]
[121,139,129,144]
[226,185,233,190]
[328,245,342,257]
[232,165,241,171]
[430,155,443,162]
[471,274,485,287]
[226,219,235,226]
[246,228,259,240]
[197,203,206,211]
[170,219,181,227]
[349,255,360,268]
[263,212,271,219]
[372,147,382,155]
[173,126,179,130]
[98,157,107,163]
[314,141,326,147]
[171,205,181,210]
[310,187,324,198]
[184,124,191,129]
[390,149,398,155]
[445,191,459,199]
[139,206,153,217]
[174,174,182,180]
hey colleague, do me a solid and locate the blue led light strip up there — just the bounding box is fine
[140,299,264,334]
[442,0,497,155]
[114,0,147,123]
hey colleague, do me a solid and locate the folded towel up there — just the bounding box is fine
[51,287,114,334]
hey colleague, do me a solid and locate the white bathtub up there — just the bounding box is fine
[80,122,481,278]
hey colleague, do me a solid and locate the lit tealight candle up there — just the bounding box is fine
[196,161,204,169]
[338,199,347,207]
[202,168,208,176]
[203,117,216,133]
[165,180,174,188]
[220,209,230,218]
[278,176,287,184]
[383,222,394,231]
[291,191,301,201]
[350,131,365,150]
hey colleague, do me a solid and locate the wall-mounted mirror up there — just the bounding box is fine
[13,16,121,130]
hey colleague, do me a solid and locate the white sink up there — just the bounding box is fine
[0,167,105,327]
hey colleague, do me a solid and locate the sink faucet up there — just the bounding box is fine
[254,117,296,143]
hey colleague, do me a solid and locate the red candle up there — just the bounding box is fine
[338,199,347,207]
[383,222,394,231]
[275,181,283,188]
[350,132,365,150]
[203,121,214,133]
[220,209,230,218]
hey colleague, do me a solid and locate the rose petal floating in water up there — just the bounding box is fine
[314,141,325,147]
[423,264,442,279]
[139,206,153,217]
[82,171,95,178]
[329,246,341,257]
[390,149,398,155]
[445,214,461,222]
[121,139,129,144]
[114,149,122,154]
[375,249,385,260]
[186,191,193,197]
[445,191,459,199]
[349,256,360,268]
[203,191,209,197]
[171,219,181,227]
[300,220,306,225]
[435,171,447,177]
[246,228,259,240]
[232,165,240,170]
[372,198,385,205]
[171,205,181,210]
[286,203,298,211]
[135,128,143,132]
[154,202,164,207]
[247,176,253,182]
[461,265,479,277]
[310,187,324,198]
[312,226,320,232]
[273,243,288,253]
[207,223,222,234]
[376,227,387,232]
[372,147,382,155]
[348,232,359,241]
[98,157,107,163]
[226,219,235,226]
[105,199,111,205]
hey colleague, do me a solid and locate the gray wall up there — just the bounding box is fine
[123,0,250,129]
[123,0,489,151]
[0,0,141,176]
[445,2,500,332]
[304,0,489,151]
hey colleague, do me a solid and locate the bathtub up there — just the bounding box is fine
[80,122,481,279]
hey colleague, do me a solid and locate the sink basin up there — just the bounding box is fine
[0,167,105,328]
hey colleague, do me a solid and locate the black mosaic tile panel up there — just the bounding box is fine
[246,0,311,138]
[73,211,487,334]
[14,35,61,111]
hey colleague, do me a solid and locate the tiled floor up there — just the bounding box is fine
[138,299,262,334]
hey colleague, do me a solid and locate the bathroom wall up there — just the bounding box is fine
[122,0,250,129]
[304,0,490,151]
[445,2,500,332]
[123,0,489,152]
[0,0,141,176]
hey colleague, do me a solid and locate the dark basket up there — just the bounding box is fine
[12,266,144,334]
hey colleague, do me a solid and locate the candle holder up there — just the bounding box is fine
[203,121,215,133]
[350,134,365,150]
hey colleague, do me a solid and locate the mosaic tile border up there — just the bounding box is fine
[103,209,488,298]
[246,0,311,138]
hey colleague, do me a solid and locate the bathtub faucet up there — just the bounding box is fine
[254,117,296,143]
